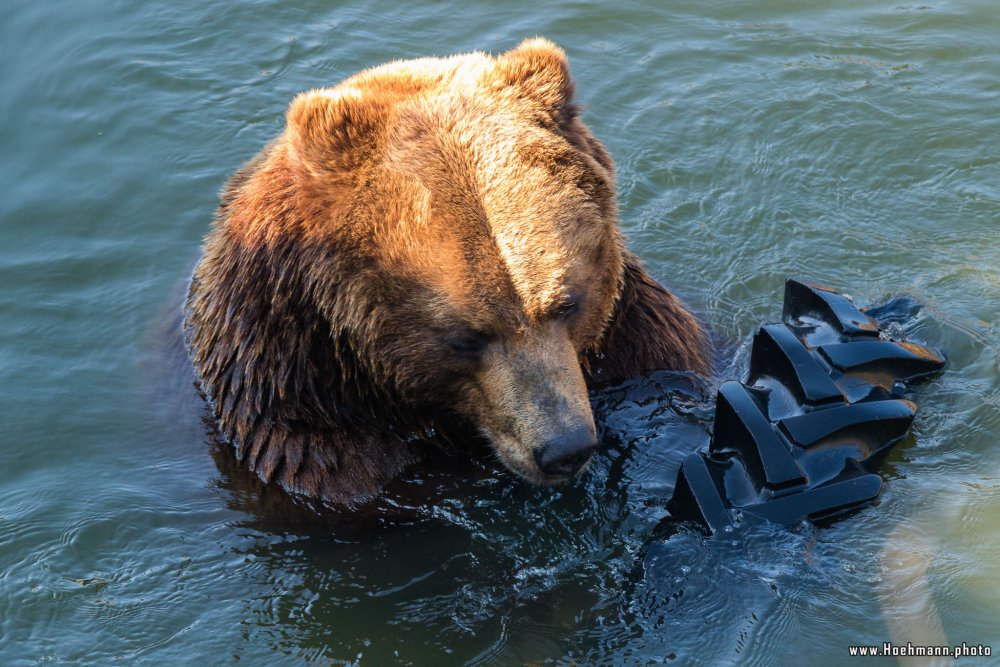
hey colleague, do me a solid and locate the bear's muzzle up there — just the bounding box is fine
[471,320,598,484]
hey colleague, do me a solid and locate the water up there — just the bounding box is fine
[2,0,998,664]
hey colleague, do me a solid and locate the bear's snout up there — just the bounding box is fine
[468,321,599,484]
[533,426,599,478]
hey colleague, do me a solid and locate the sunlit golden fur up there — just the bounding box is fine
[185,38,710,506]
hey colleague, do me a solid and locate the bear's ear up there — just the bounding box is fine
[495,37,576,117]
[285,86,389,176]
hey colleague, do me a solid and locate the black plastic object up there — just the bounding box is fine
[664,278,945,533]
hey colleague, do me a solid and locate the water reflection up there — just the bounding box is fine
[193,301,982,664]
[201,371,715,662]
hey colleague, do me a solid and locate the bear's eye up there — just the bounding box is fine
[554,301,578,318]
[445,331,490,357]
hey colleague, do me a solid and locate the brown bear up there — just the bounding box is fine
[184,38,710,507]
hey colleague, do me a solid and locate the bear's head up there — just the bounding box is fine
[283,39,620,484]
[188,38,707,504]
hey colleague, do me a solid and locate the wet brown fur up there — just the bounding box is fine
[185,39,710,507]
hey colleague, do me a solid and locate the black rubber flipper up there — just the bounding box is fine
[711,382,806,491]
[661,278,945,535]
[741,472,883,524]
[783,278,880,337]
[818,340,945,380]
[748,325,844,406]
[778,400,916,452]
[667,453,732,534]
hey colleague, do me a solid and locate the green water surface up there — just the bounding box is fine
[2,1,998,664]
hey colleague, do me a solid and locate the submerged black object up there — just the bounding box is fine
[664,278,945,534]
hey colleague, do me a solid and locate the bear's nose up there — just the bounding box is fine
[533,428,599,478]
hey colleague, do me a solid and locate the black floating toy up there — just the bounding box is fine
[664,278,945,534]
